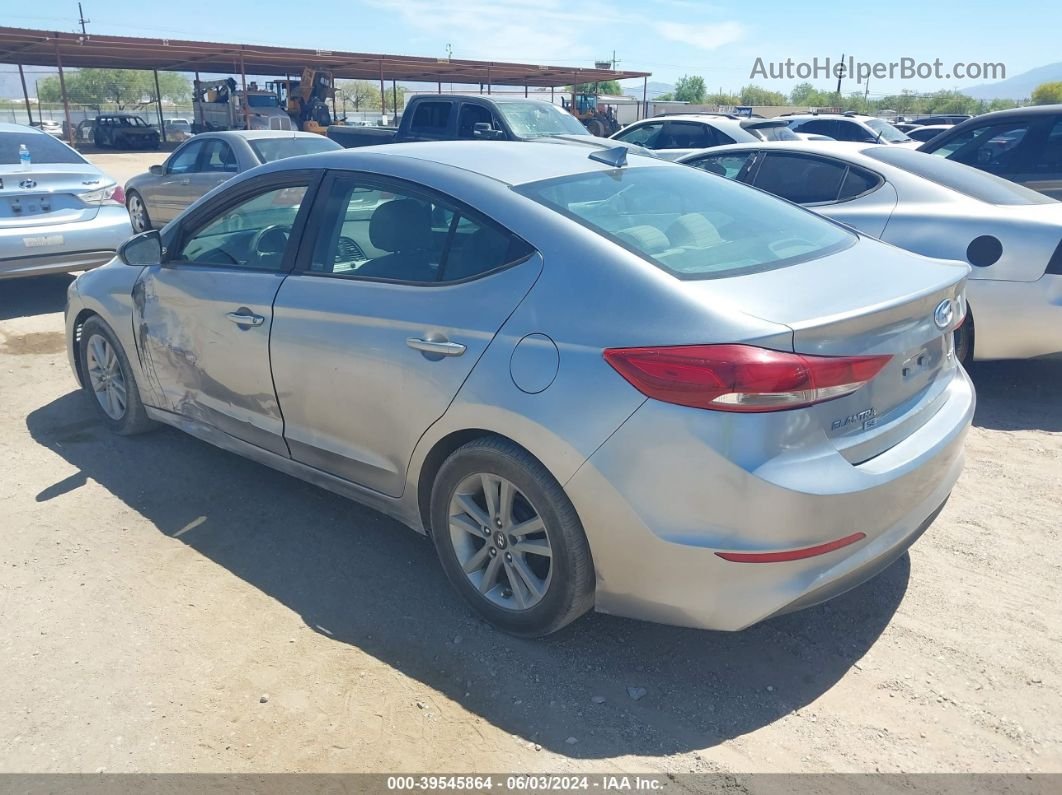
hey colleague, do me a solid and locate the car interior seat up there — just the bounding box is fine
[357,199,437,281]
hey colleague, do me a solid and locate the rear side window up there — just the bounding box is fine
[664,122,718,149]
[753,153,848,204]
[409,102,452,135]
[793,119,837,138]
[838,166,881,200]
[309,176,533,283]
[689,152,756,180]
[517,165,853,280]
[0,132,84,165]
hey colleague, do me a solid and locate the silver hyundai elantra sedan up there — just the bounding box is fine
[65,141,975,636]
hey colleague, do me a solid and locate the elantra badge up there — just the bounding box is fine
[19,178,37,190]
[933,299,953,331]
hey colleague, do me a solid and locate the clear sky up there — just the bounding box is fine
[7,0,1056,96]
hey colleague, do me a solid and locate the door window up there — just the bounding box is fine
[689,152,756,180]
[176,183,309,270]
[309,178,533,283]
[200,138,239,173]
[167,141,205,175]
[833,120,876,142]
[663,121,718,149]
[409,101,453,136]
[932,121,1032,173]
[793,119,838,138]
[753,153,848,204]
[457,104,496,139]
[1028,119,1062,174]
[614,121,665,147]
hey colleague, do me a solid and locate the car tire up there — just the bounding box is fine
[79,316,156,436]
[126,191,152,233]
[430,437,595,637]
[954,310,974,365]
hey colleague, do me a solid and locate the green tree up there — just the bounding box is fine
[789,82,834,107]
[673,74,707,103]
[37,69,189,110]
[739,84,787,106]
[336,80,381,112]
[704,91,740,107]
[568,80,622,95]
[1031,81,1062,105]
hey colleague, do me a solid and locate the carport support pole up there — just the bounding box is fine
[193,71,201,129]
[486,67,491,95]
[239,52,251,130]
[437,81,441,95]
[524,83,528,98]
[392,80,398,116]
[153,69,167,144]
[379,60,386,121]
[54,43,75,147]
[18,64,34,126]
[642,76,648,121]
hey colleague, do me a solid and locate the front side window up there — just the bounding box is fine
[793,119,838,138]
[457,104,495,139]
[664,122,716,149]
[1027,119,1062,174]
[177,183,309,270]
[167,141,205,175]
[834,121,876,142]
[929,121,1032,172]
[409,102,452,135]
[614,121,665,148]
[310,177,533,283]
[517,165,853,280]
[864,118,911,143]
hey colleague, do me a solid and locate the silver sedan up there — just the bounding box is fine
[66,141,974,636]
[1,123,131,280]
[680,141,1062,362]
[124,130,341,232]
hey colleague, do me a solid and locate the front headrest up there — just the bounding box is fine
[369,199,432,253]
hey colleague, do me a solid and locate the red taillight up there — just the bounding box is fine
[111,185,126,205]
[716,532,866,563]
[603,344,891,413]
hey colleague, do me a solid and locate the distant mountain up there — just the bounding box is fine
[962,62,1062,100]
[623,81,673,100]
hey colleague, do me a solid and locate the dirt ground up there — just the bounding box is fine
[0,153,1059,775]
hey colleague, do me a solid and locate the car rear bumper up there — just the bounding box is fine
[969,275,1062,360]
[0,206,131,279]
[564,366,975,631]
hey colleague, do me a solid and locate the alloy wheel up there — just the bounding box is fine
[448,473,553,610]
[128,194,147,232]
[85,334,127,421]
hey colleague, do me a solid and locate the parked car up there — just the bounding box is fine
[164,118,193,142]
[0,123,132,279]
[680,141,1062,361]
[893,122,923,134]
[906,124,953,143]
[326,94,596,148]
[610,115,798,160]
[918,105,1062,199]
[93,114,160,150]
[31,119,64,138]
[66,141,973,636]
[782,114,918,147]
[124,130,341,232]
[910,114,973,126]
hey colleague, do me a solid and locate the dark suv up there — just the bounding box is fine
[93,114,160,150]
[918,105,1062,199]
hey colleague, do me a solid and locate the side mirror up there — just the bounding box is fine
[472,122,505,140]
[149,164,164,176]
[118,230,163,266]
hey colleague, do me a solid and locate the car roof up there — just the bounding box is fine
[784,114,874,122]
[679,140,879,159]
[285,140,669,186]
[953,105,1060,120]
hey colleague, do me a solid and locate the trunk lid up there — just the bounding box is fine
[0,164,106,229]
[686,237,969,460]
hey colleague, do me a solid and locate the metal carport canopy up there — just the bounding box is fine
[0,26,650,86]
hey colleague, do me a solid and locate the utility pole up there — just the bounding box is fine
[836,52,845,98]
[864,79,870,108]
[77,3,90,36]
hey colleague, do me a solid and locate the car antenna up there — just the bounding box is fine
[589,146,628,168]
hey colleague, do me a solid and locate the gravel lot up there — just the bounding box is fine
[0,153,1059,774]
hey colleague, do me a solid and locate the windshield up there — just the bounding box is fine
[247,94,280,108]
[749,124,799,142]
[865,118,911,143]
[516,165,854,279]
[0,132,85,165]
[249,136,342,163]
[863,146,1054,205]
[497,102,590,139]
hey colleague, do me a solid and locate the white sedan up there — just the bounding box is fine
[680,141,1062,362]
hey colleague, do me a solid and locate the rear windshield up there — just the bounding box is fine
[747,124,799,142]
[516,165,854,279]
[496,102,590,139]
[249,136,342,163]
[865,118,911,143]
[863,146,1054,205]
[0,131,85,165]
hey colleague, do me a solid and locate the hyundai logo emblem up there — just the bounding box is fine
[19,179,37,189]
[933,299,954,331]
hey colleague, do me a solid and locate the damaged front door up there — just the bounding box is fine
[133,177,314,456]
